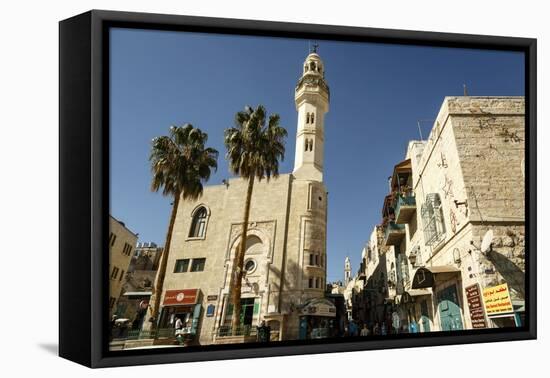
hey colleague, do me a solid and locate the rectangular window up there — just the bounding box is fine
[110,267,119,279]
[308,278,314,288]
[174,259,190,273]
[109,297,116,309]
[315,254,320,266]
[307,183,313,210]
[309,253,314,266]
[109,232,117,247]
[123,243,132,256]
[119,269,124,281]
[190,258,206,272]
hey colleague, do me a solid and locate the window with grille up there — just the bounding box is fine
[421,193,446,246]
[189,207,208,238]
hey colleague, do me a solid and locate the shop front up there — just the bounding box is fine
[412,265,463,332]
[298,298,337,339]
[398,289,432,333]
[159,289,202,342]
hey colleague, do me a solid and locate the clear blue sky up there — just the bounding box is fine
[110,28,524,283]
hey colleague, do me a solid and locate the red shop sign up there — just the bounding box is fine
[163,289,199,306]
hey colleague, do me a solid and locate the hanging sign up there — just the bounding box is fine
[482,283,514,316]
[465,284,487,328]
[163,289,199,306]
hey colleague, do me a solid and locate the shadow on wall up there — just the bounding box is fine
[486,249,525,298]
[267,258,304,311]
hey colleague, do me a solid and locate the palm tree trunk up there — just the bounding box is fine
[149,190,181,330]
[231,177,254,334]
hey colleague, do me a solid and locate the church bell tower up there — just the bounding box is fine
[293,46,330,182]
[344,256,352,285]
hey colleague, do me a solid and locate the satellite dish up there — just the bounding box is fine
[481,230,494,254]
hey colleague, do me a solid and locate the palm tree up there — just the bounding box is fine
[148,124,218,330]
[224,105,287,333]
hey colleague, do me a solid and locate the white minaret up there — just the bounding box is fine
[293,46,330,182]
[344,256,351,285]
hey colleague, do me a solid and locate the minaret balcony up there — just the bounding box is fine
[383,222,406,247]
[394,194,416,224]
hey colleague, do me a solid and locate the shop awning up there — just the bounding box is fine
[407,289,432,297]
[123,291,152,297]
[411,266,461,289]
[399,289,432,304]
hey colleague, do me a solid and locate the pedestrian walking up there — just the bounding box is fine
[349,320,359,336]
[360,324,370,336]
[174,316,184,344]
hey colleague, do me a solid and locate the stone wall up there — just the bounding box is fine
[109,216,138,318]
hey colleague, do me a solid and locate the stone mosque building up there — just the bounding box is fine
[157,50,335,344]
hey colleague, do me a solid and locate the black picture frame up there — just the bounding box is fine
[59,9,537,368]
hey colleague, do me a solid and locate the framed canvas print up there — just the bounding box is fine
[59,10,536,368]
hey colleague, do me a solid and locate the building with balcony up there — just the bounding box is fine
[396,97,525,332]
[116,242,163,332]
[361,96,525,334]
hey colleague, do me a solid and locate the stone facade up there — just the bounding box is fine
[116,242,163,327]
[156,52,330,345]
[405,97,525,331]
[109,215,138,318]
[350,96,525,333]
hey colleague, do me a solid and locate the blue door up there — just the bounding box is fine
[437,285,463,331]
[420,300,431,332]
[299,317,308,340]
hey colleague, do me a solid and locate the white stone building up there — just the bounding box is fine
[382,97,525,332]
[155,51,333,345]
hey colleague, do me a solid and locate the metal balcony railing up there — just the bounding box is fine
[112,327,175,341]
[216,325,258,337]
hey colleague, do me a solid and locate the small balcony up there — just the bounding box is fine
[384,222,406,246]
[394,194,416,224]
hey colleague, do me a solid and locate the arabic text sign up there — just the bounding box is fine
[465,284,487,328]
[482,283,513,316]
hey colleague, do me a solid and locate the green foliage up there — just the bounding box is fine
[224,105,288,181]
[150,124,219,200]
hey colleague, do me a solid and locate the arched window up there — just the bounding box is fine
[311,113,315,124]
[306,112,310,124]
[309,139,314,151]
[189,206,208,238]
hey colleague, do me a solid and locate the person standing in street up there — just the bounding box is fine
[360,324,370,336]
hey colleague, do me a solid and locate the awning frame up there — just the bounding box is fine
[411,266,461,289]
